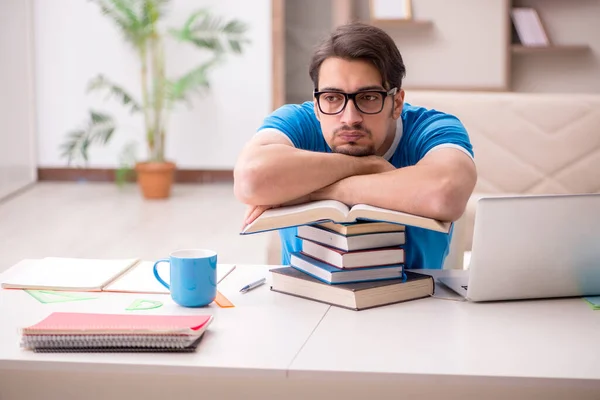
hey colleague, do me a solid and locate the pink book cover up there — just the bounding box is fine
[22,312,212,335]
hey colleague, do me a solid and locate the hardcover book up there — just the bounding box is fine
[297,225,406,252]
[270,266,434,310]
[290,252,404,284]
[301,238,405,269]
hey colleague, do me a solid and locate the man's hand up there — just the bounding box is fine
[242,205,275,229]
[363,155,396,174]
[310,156,396,206]
[241,194,314,229]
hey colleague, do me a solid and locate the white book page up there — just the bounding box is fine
[259,200,349,219]
[103,261,170,294]
[350,204,450,233]
[243,200,350,233]
[350,203,418,218]
[0,257,139,290]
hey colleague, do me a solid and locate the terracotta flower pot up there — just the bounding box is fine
[134,161,176,199]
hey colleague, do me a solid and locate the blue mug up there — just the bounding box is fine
[153,249,217,307]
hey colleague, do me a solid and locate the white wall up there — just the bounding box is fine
[0,0,37,199]
[35,0,272,169]
[285,0,510,99]
[355,0,510,90]
[285,0,333,104]
[285,0,600,96]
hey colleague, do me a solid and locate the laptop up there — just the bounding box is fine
[438,193,600,302]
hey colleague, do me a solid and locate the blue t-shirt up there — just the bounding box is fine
[257,101,474,270]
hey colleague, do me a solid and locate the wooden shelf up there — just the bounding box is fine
[511,44,590,54]
[369,19,433,29]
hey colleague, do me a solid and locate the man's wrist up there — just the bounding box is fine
[311,178,355,205]
[349,155,392,175]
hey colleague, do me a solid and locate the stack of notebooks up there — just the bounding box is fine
[20,312,213,353]
[271,221,435,311]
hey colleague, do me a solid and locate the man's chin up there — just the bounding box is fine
[332,144,375,157]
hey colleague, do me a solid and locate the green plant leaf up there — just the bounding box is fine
[91,0,157,47]
[59,110,116,166]
[60,129,87,165]
[166,59,218,104]
[115,140,138,186]
[141,0,169,26]
[87,74,142,113]
[169,9,250,54]
[228,39,241,53]
[89,111,116,145]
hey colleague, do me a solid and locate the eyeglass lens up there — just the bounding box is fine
[318,92,385,114]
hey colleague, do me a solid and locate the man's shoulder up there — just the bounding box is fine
[260,101,319,133]
[270,101,317,121]
[259,101,324,150]
[402,102,461,126]
[401,102,467,137]
[399,101,474,160]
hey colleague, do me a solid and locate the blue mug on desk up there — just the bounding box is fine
[153,249,217,307]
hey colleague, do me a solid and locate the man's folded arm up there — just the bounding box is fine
[312,147,477,222]
[233,130,393,206]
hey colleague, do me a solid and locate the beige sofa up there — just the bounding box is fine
[267,91,600,268]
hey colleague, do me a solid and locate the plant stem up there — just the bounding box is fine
[140,42,152,160]
[151,33,165,162]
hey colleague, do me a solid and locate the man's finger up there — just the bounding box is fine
[245,206,268,225]
[241,205,258,229]
[243,205,257,221]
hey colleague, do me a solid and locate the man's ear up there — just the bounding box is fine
[392,89,405,120]
[313,99,321,121]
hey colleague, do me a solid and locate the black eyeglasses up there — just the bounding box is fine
[314,87,397,115]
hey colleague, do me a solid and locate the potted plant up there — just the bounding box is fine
[60,0,249,199]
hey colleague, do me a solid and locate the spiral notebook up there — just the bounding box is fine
[21,312,213,353]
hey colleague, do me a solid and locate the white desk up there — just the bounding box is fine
[1,267,599,400]
[289,269,600,399]
[0,264,329,399]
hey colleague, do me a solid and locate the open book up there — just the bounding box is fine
[0,257,235,294]
[241,200,451,235]
[0,257,141,292]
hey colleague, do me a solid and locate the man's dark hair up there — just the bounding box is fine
[309,22,406,91]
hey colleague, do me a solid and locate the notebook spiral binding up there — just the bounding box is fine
[23,334,205,353]
[21,334,200,349]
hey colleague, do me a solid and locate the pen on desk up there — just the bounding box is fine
[240,277,266,293]
[218,265,236,284]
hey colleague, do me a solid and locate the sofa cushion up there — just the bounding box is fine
[404,91,600,195]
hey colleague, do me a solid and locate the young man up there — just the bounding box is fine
[234,22,477,270]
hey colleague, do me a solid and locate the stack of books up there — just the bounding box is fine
[271,220,435,310]
[240,199,449,311]
[291,221,406,285]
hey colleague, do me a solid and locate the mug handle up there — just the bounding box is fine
[153,259,170,290]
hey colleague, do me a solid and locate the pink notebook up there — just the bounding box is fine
[21,312,213,353]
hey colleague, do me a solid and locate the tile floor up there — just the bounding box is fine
[0,182,272,273]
